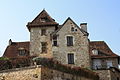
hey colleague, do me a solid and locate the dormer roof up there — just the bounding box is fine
[27,9,58,31]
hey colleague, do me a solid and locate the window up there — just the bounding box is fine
[71,27,74,32]
[93,59,101,69]
[40,17,47,22]
[41,42,47,53]
[67,36,73,46]
[19,50,26,56]
[92,49,98,55]
[107,61,113,68]
[53,36,57,46]
[41,29,46,36]
[68,54,74,64]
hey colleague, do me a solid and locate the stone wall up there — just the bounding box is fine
[94,68,120,80]
[0,65,99,80]
[30,26,55,58]
[94,70,111,80]
[52,19,90,68]
[41,66,93,80]
[0,66,41,80]
[110,68,120,80]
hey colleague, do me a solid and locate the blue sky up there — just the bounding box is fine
[0,0,120,56]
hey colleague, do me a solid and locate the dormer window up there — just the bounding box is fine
[92,49,98,55]
[18,48,26,56]
[40,18,46,22]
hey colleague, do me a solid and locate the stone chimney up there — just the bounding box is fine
[80,23,87,32]
[9,39,12,45]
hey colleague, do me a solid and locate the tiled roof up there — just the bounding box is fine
[3,40,119,59]
[3,41,30,58]
[27,9,58,31]
[90,41,119,58]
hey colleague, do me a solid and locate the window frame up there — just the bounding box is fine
[53,35,58,46]
[19,50,26,56]
[41,29,46,36]
[92,49,98,55]
[66,36,74,46]
[41,42,47,53]
[67,53,74,64]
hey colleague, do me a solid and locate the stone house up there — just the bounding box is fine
[27,10,90,68]
[2,9,120,80]
[90,41,120,80]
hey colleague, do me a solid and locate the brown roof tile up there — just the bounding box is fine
[27,9,58,31]
[90,41,119,58]
[3,41,30,58]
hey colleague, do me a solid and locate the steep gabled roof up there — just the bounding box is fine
[51,17,89,36]
[3,41,30,58]
[27,9,58,30]
[90,41,119,58]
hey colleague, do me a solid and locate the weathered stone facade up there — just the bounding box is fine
[30,26,55,58]
[110,68,120,80]
[94,70,111,80]
[52,18,90,68]
[94,68,120,80]
[28,10,90,68]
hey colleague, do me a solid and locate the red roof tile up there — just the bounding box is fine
[3,41,30,58]
[90,41,119,58]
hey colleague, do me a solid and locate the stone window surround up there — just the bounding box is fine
[66,52,76,65]
[67,53,74,64]
[65,35,75,46]
[52,35,58,46]
[41,29,47,36]
[41,42,47,53]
